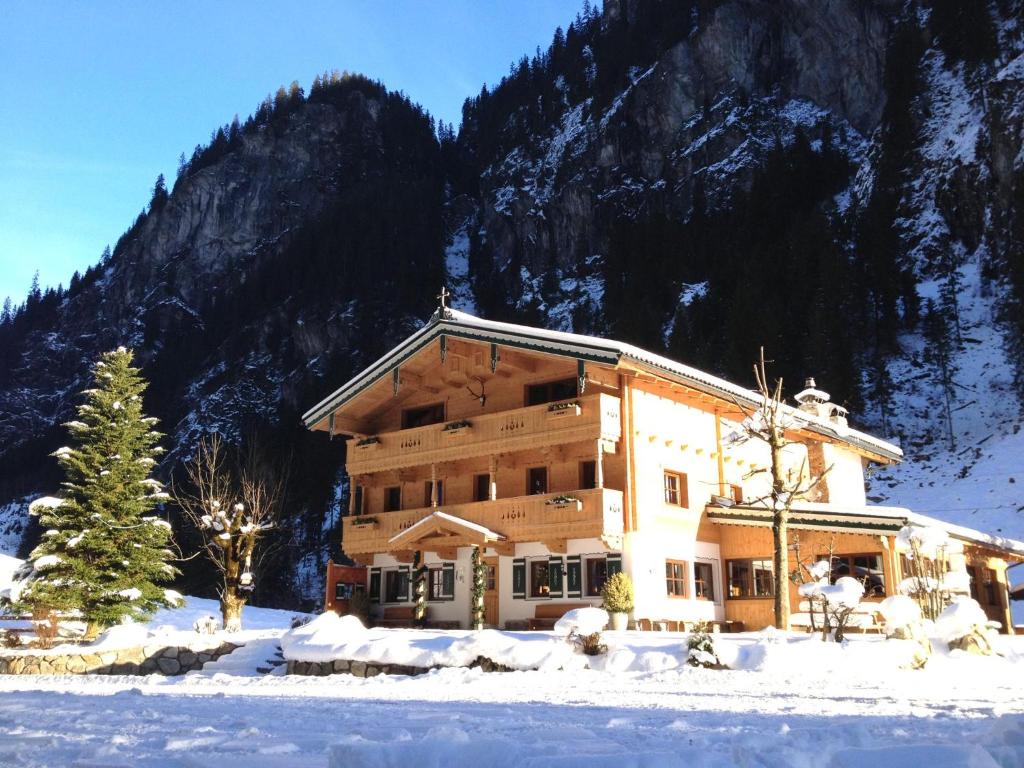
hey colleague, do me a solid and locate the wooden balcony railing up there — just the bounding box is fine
[342,487,625,556]
[345,393,621,475]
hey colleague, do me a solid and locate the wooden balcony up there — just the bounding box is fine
[342,487,625,557]
[345,393,622,475]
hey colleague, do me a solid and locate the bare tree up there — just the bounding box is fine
[173,434,284,631]
[728,349,830,630]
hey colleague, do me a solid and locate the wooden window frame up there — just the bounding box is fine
[666,559,688,598]
[427,567,445,601]
[423,479,444,507]
[730,484,743,504]
[383,486,402,513]
[384,569,409,603]
[473,473,490,502]
[817,552,887,599]
[527,466,549,495]
[693,561,715,601]
[580,460,597,490]
[401,402,446,430]
[584,555,608,597]
[529,558,551,599]
[663,471,688,507]
[524,377,578,407]
[983,568,999,607]
[726,558,775,599]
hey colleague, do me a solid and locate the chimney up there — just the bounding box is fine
[794,376,848,426]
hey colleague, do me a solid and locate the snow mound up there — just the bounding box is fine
[280,612,367,660]
[935,599,997,644]
[878,595,922,629]
[553,607,608,637]
[830,743,1000,768]
[89,623,154,650]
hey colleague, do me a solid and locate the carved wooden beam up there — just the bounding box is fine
[489,542,515,557]
[435,547,459,561]
[543,539,567,554]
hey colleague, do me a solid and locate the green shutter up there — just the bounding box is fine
[441,562,455,600]
[566,555,582,598]
[369,568,381,603]
[548,556,564,598]
[512,558,526,599]
[606,553,623,578]
[398,566,411,602]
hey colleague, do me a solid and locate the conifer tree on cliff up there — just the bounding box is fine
[14,348,180,638]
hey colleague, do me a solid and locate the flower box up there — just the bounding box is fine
[546,401,581,419]
[441,420,472,438]
[355,437,381,452]
[545,495,582,510]
[350,516,378,528]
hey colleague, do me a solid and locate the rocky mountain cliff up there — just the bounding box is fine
[1,0,1022,605]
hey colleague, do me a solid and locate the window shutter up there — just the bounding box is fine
[606,553,623,578]
[368,568,381,603]
[441,562,455,600]
[566,555,582,598]
[680,473,689,508]
[512,558,526,599]
[398,566,411,602]
[548,556,564,598]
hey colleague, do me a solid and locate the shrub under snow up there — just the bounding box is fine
[553,607,608,637]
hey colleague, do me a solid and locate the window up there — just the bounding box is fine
[474,473,491,502]
[730,484,743,504]
[384,486,402,512]
[530,559,550,598]
[982,568,999,606]
[585,556,608,597]
[666,560,688,598]
[428,568,444,601]
[664,471,688,507]
[727,559,774,598]
[694,562,715,601]
[580,461,597,490]
[402,403,445,429]
[424,480,444,507]
[351,486,364,516]
[528,467,548,495]
[334,582,354,600]
[526,377,577,406]
[967,566,980,601]
[485,564,497,591]
[822,554,886,597]
[384,570,409,603]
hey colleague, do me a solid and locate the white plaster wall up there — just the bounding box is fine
[625,531,724,622]
[822,444,867,506]
[371,550,472,627]
[497,538,606,625]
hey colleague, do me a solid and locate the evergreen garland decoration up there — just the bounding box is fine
[413,550,428,626]
[13,347,180,636]
[471,545,486,630]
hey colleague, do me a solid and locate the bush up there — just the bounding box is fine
[571,631,608,656]
[686,621,722,669]
[601,571,634,614]
[2,629,22,649]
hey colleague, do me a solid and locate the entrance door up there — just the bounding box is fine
[484,557,499,627]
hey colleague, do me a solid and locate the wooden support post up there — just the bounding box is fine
[488,455,497,501]
[595,440,604,489]
[430,463,438,508]
[348,477,357,516]
[714,412,726,498]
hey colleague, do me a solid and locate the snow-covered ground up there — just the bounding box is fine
[1,595,1024,767]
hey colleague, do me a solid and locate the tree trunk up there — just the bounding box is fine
[771,438,791,630]
[221,589,245,632]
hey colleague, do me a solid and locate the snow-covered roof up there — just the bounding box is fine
[707,500,1024,557]
[303,308,903,462]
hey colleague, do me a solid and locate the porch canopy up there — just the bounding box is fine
[387,510,509,559]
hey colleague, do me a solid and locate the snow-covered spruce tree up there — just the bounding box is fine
[14,347,179,639]
[173,434,281,631]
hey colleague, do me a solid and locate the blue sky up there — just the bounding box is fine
[0,1,585,307]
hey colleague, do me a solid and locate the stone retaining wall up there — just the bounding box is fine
[286,655,512,677]
[0,642,238,676]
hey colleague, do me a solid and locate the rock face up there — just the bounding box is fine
[1,0,1023,598]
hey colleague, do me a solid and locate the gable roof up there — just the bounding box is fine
[303,308,903,462]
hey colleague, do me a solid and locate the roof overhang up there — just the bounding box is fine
[706,501,1024,559]
[387,510,506,552]
[302,308,903,463]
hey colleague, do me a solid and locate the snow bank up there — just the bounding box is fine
[280,612,368,660]
[553,607,608,636]
[878,595,922,629]
[935,599,997,644]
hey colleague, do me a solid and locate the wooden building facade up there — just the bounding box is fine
[304,304,1023,631]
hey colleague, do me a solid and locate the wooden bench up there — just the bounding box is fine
[528,603,584,630]
[373,606,460,630]
[635,619,743,633]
